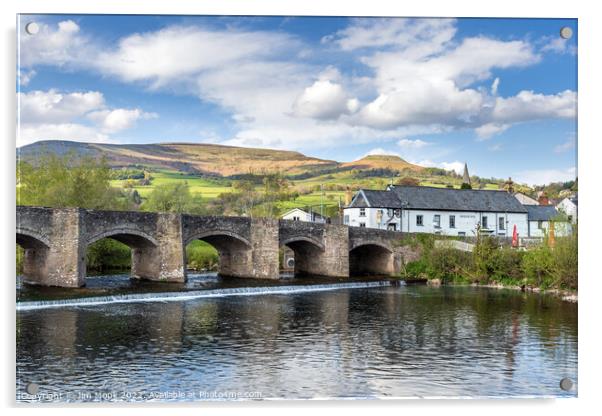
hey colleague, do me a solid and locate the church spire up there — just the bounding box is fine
[462,162,471,186]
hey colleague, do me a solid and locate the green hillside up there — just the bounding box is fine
[17,140,529,218]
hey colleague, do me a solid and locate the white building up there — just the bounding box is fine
[281,208,327,223]
[344,185,529,238]
[525,205,572,237]
[343,190,402,231]
[556,195,578,223]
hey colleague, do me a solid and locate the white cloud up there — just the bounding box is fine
[554,136,576,153]
[541,37,576,55]
[18,89,105,123]
[491,90,576,123]
[292,80,358,120]
[362,148,401,158]
[19,20,90,68]
[412,159,465,174]
[18,123,110,147]
[18,69,36,86]
[397,138,431,149]
[475,123,510,140]
[17,89,156,146]
[87,108,157,133]
[322,18,457,52]
[491,77,500,95]
[515,167,576,186]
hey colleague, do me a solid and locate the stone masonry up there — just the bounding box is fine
[17,206,404,288]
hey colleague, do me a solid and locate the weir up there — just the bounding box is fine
[16,281,396,310]
[16,206,410,288]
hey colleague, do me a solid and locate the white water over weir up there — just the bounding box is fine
[17,281,397,311]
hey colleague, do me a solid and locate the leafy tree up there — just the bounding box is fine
[17,153,131,210]
[460,183,472,190]
[142,182,203,214]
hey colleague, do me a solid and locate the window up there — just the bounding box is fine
[416,215,423,226]
[499,217,505,230]
[482,216,488,229]
[449,215,455,228]
[292,216,300,221]
[387,208,393,217]
[359,208,366,217]
[538,220,543,229]
[458,231,466,236]
[387,223,397,231]
[359,222,366,228]
[433,214,441,228]
[344,215,349,225]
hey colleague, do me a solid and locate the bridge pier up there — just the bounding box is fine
[19,208,85,287]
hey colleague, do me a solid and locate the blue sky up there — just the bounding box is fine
[17,15,577,185]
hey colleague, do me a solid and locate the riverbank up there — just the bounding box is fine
[420,277,577,303]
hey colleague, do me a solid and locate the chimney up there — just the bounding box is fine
[537,191,549,205]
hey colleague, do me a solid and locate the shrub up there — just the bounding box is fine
[425,247,472,284]
[404,259,428,278]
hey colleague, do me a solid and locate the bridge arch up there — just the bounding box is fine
[280,236,325,277]
[16,227,50,249]
[83,227,160,280]
[185,230,253,278]
[349,242,395,276]
[86,228,159,248]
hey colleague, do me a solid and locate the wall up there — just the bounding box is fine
[528,220,573,238]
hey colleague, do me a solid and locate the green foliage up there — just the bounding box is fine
[142,182,204,214]
[460,183,472,189]
[522,245,554,288]
[17,153,131,210]
[86,239,131,273]
[186,240,219,271]
[425,247,473,283]
[403,259,428,278]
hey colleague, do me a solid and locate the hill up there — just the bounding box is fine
[341,155,423,172]
[17,140,345,177]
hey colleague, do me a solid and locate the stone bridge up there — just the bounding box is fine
[16,206,406,287]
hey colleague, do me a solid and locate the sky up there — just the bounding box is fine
[16,15,577,185]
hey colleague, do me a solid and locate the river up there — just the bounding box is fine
[16,274,577,401]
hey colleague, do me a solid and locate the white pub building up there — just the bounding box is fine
[344,185,529,237]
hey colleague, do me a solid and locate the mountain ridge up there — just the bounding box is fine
[17,140,424,177]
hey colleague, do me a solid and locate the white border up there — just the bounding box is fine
[2,0,600,414]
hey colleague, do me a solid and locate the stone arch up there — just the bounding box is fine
[17,228,51,285]
[86,228,158,248]
[280,236,325,276]
[185,230,253,278]
[16,227,50,249]
[349,242,395,276]
[83,228,160,281]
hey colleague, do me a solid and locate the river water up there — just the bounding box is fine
[16,274,577,401]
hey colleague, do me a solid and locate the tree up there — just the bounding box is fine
[460,183,472,190]
[142,182,202,214]
[396,177,420,186]
[17,153,131,210]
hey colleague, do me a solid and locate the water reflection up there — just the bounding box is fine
[16,286,577,401]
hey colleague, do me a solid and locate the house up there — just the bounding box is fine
[514,192,538,205]
[556,195,578,223]
[281,207,327,223]
[526,205,572,238]
[343,189,403,230]
[344,185,529,237]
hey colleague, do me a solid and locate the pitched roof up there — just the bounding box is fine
[348,189,401,208]
[389,185,528,213]
[526,205,560,221]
